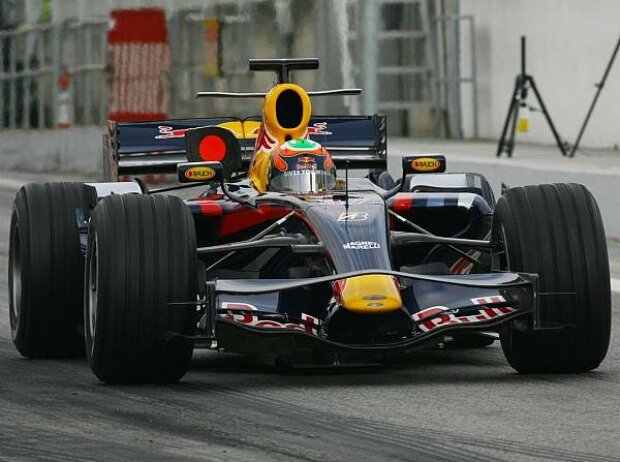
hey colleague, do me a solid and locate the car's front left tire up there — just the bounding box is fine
[85,193,197,384]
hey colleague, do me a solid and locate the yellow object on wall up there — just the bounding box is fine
[517,103,530,132]
[203,18,220,77]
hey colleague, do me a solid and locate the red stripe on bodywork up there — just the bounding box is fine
[392,194,413,213]
[219,204,290,237]
[199,202,223,216]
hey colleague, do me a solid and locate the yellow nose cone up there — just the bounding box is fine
[336,275,402,313]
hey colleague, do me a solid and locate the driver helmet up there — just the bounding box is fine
[268,139,336,194]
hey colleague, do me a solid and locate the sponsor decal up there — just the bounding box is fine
[221,302,258,324]
[342,241,381,250]
[411,157,442,172]
[471,295,506,305]
[295,163,318,171]
[156,125,190,139]
[412,300,515,333]
[156,121,262,140]
[299,155,315,164]
[219,303,322,335]
[412,306,450,322]
[221,302,257,310]
[185,166,216,181]
[294,155,318,171]
[307,121,333,136]
[301,313,322,335]
[337,212,369,222]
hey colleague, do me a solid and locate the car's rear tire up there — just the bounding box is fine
[85,194,197,384]
[495,183,611,373]
[9,182,88,358]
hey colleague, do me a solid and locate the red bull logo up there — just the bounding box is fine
[307,122,332,136]
[155,121,263,140]
[155,125,189,139]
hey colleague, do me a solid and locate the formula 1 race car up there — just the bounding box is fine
[8,59,611,384]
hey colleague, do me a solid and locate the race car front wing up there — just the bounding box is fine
[174,270,538,361]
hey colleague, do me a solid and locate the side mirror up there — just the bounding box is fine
[381,154,448,200]
[177,161,257,209]
[185,126,242,180]
[401,154,446,175]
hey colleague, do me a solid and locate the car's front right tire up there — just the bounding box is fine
[85,194,197,384]
[495,183,611,373]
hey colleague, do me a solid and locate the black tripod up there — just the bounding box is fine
[496,36,567,157]
[569,34,620,157]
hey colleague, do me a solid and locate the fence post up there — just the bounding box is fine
[0,34,5,127]
[84,23,92,125]
[99,21,107,124]
[9,33,17,128]
[22,30,31,129]
[168,12,181,118]
[51,23,60,128]
[37,27,45,128]
[361,0,379,115]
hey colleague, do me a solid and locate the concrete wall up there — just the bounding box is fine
[460,0,620,149]
[0,127,103,175]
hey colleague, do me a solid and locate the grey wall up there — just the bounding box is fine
[0,127,103,175]
[460,0,620,149]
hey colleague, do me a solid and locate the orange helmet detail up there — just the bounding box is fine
[268,139,336,194]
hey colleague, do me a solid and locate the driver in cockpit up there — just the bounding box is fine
[263,139,337,194]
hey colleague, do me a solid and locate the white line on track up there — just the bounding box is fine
[0,177,26,190]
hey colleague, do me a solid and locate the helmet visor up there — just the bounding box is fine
[270,170,336,194]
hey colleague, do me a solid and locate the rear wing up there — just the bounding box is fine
[103,115,387,180]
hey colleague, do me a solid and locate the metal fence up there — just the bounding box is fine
[0,19,107,129]
[0,0,476,137]
[1,23,55,128]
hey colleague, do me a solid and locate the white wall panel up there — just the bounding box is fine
[460,0,620,149]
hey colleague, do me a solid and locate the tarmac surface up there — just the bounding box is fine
[1,170,620,461]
